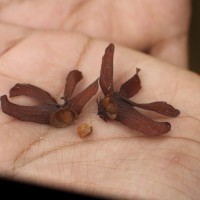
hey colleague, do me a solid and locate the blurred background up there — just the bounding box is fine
[189,0,200,73]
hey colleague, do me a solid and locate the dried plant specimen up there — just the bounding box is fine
[1,70,98,127]
[97,43,180,136]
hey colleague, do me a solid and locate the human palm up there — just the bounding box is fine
[1,1,200,199]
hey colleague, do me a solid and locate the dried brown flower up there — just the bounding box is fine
[97,43,180,136]
[1,70,98,127]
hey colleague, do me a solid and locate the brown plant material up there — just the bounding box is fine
[97,43,180,136]
[77,123,92,138]
[1,70,98,127]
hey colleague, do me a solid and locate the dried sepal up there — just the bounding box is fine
[99,43,114,96]
[69,79,99,115]
[10,83,57,104]
[1,95,58,124]
[120,68,141,98]
[63,70,83,101]
[122,99,180,117]
[115,100,171,136]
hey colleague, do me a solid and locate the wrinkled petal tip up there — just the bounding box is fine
[11,83,22,88]
[165,107,180,117]
[0,95,6,102]
[173,109,180,117]
[107,43,115,51]
[136,68,141,74]
[9,84,19,97]
[164,121,171,131]
[1,95,10,112]
[144,122,171,137]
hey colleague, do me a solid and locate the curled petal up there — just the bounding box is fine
[122,98,180,117]
[69,79,99,115]
[1,95,58,124]
[115,100,171,136]
[63,70,83,101]
[120,68,141,98]
[10,83,57,104]
[99,43,114,96]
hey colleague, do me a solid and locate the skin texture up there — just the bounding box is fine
[0,1,200,200]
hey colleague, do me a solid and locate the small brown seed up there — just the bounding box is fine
[77,123,92,138]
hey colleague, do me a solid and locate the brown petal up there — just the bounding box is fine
[63,70,83,101]
[99,43,114,96]
[69,79,99,115]
[115,100,171,136]
[1,95,58,124]
[10,83,57,104]
[122,98,180,117]
[120,68,141,98]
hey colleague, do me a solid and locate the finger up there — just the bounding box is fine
[0,1,190,67]
[149,35,188,68]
